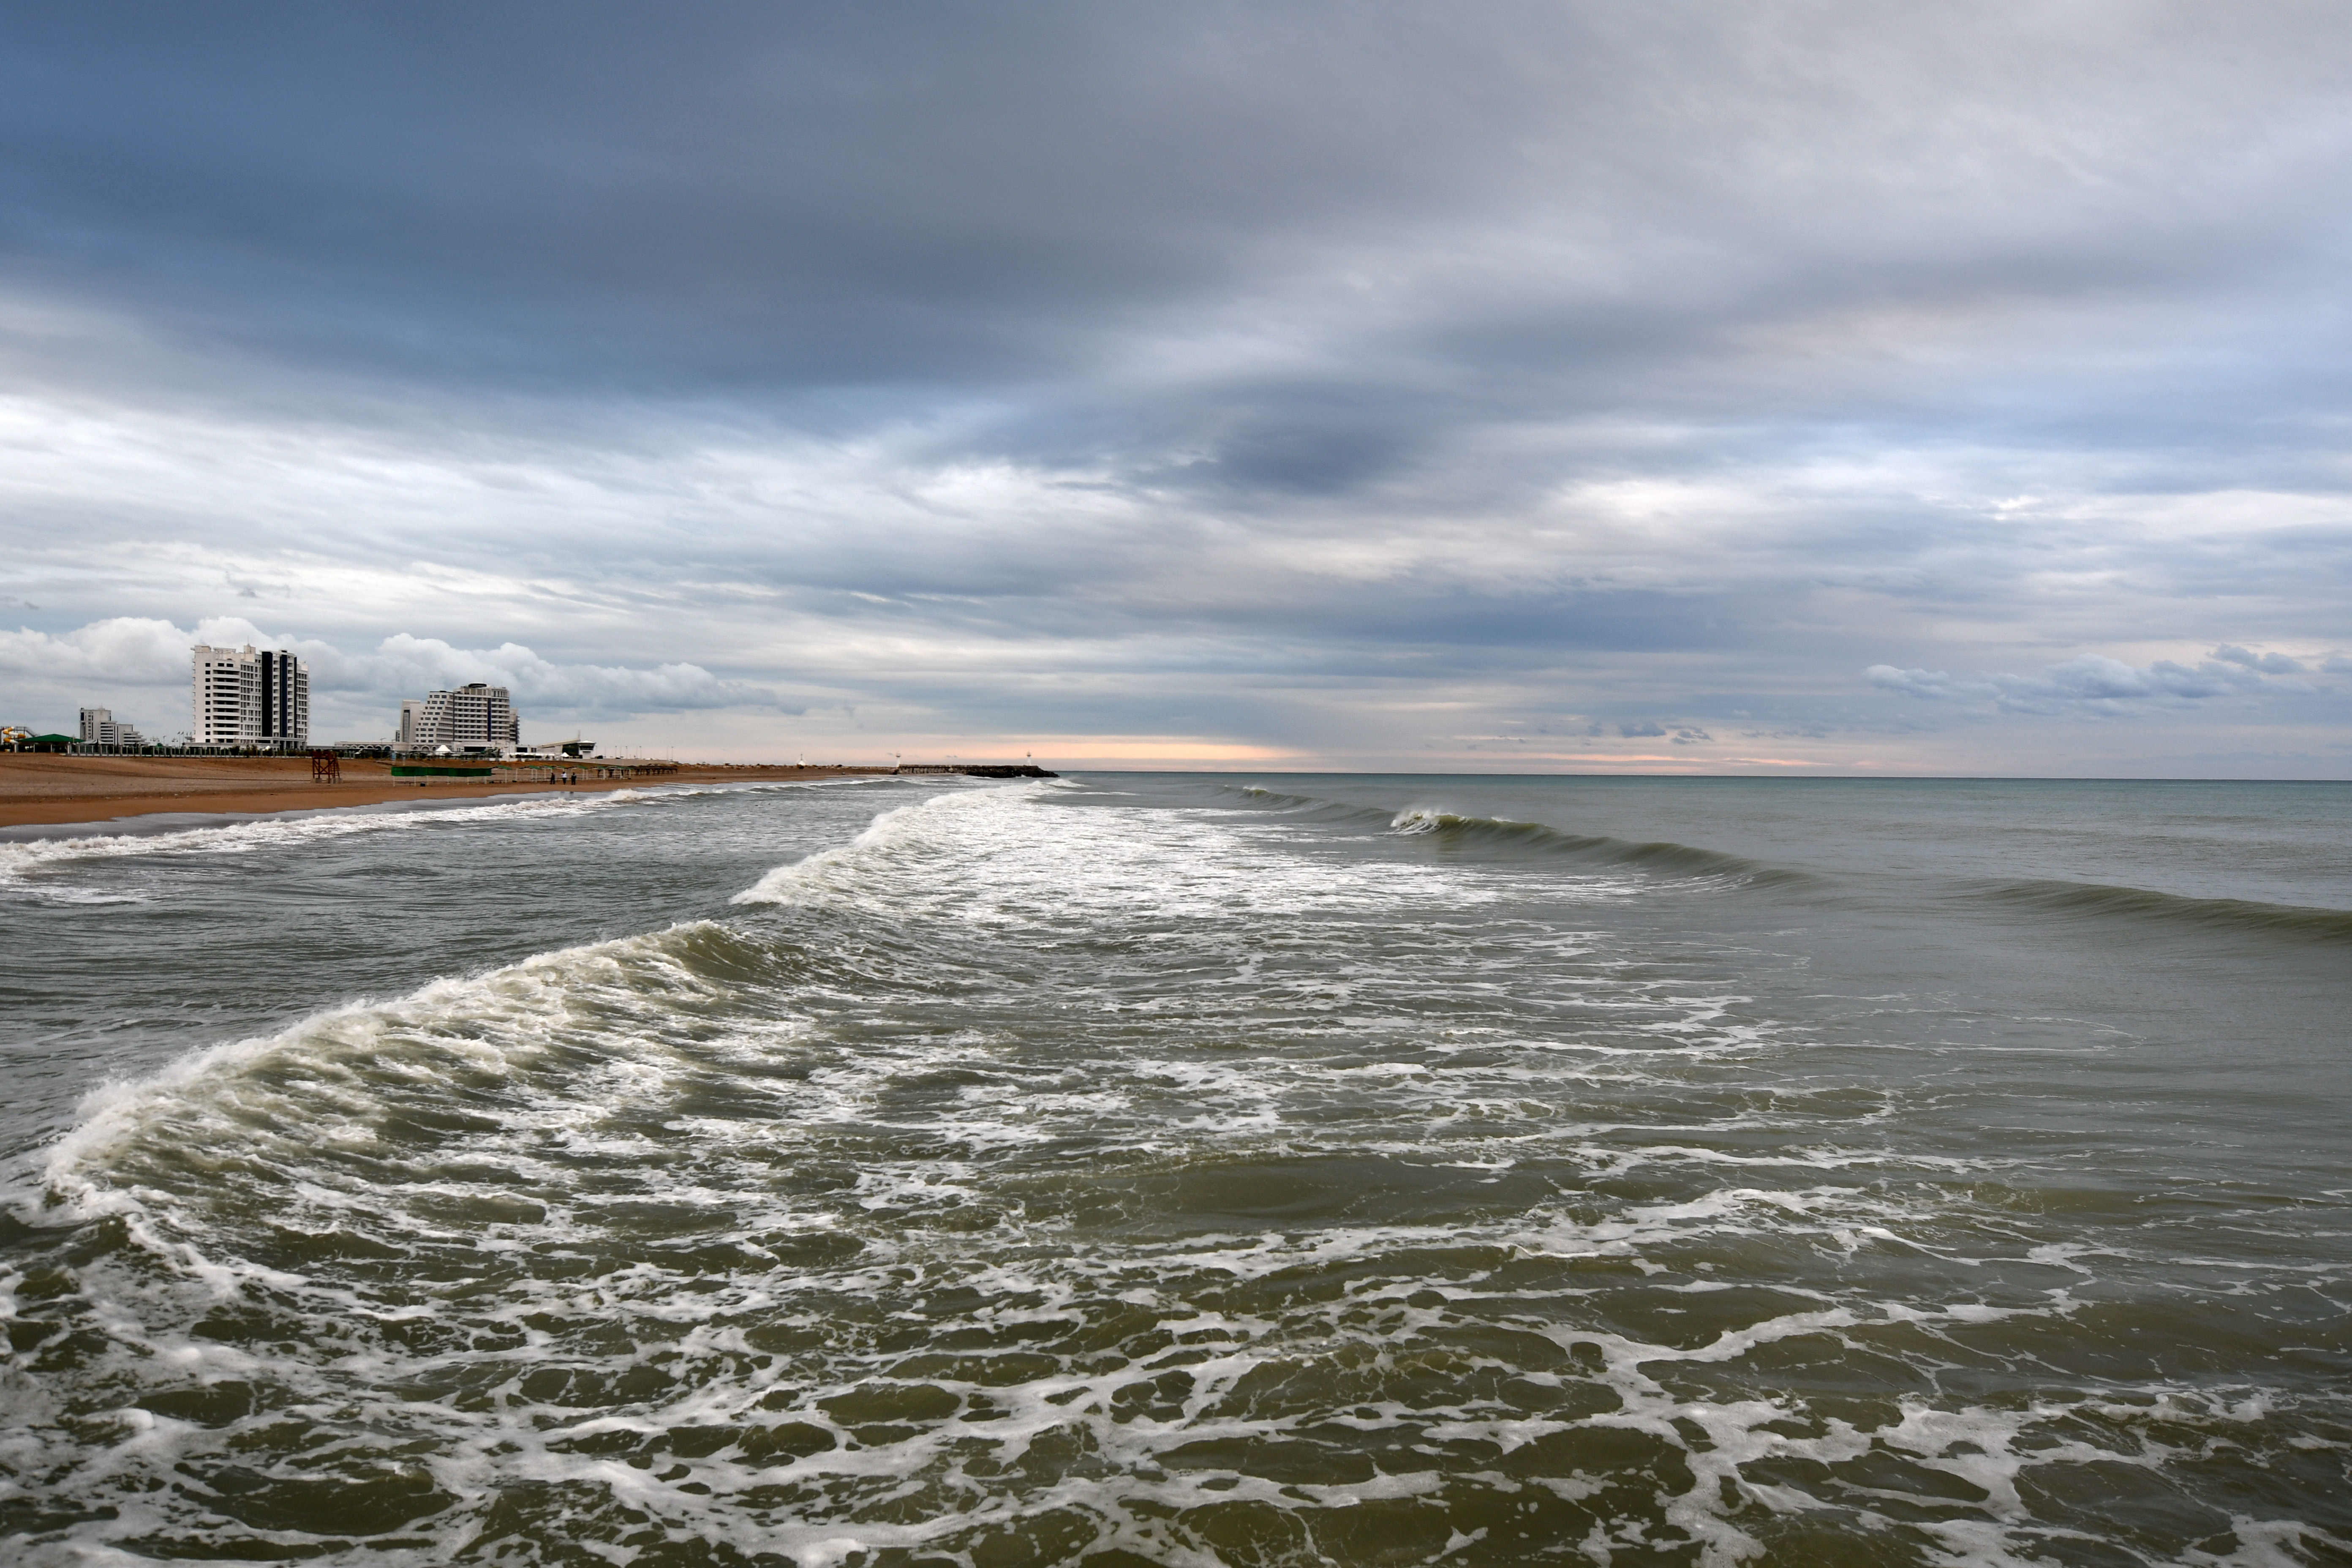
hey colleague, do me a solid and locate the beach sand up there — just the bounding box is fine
[0,754,893,830]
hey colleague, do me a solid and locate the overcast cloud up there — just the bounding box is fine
[3,1,2349,772]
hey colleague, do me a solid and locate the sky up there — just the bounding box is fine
[2,2,2349,774]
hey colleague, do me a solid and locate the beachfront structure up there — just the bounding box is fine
[403,683,520,754]
[77,708,146,748]
[191,645,309,748]
[396,699,426,748]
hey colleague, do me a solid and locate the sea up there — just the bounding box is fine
[0,773,2346,1568]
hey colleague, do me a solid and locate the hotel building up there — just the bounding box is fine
[77,708,147,748]
[191,644,309,748]
[402,683,520,753]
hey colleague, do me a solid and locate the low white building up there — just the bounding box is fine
[78,708,146,748]
[191,645,308,748]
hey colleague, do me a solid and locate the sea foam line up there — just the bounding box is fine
[0,789,630,885]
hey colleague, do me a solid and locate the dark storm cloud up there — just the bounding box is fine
[7,3,2341,406]
[0,2,1549,389]
[4,2,2352,768]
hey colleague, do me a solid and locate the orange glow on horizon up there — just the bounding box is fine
[991,738,1295,763]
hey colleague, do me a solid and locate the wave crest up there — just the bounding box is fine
[1965,877,2352,945]
[1388,805,1804,887]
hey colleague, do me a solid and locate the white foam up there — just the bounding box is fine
[0,789,631,891]
[5,778,2341,1564]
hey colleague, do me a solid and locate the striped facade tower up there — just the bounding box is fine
[191,645,309,747]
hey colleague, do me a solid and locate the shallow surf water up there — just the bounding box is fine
[0,773,2346,1566]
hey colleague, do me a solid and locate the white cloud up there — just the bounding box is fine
[361,634,772,713]
[0,617,773,721]
[0,616,191,683]
[6,11,2352,772]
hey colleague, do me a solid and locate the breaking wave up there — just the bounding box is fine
[1385,804,1793,881]
[1,778,2342,1565]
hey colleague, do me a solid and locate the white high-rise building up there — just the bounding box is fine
[78,708,145,747]
[405,683,519,753]
[191,645,309,748]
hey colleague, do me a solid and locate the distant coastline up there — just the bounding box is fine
[0,754,896,832]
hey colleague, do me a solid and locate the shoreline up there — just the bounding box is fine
[0,757,895,832]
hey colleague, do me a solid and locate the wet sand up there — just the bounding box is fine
[0,755,892,830]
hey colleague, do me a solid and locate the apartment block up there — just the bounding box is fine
[191,644,309,747]
[403,682,519,753]
[77,707,147,748]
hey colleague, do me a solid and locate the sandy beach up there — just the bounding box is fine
[0,754,892,830]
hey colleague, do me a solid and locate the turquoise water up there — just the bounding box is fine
[0,774,2345,1565]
